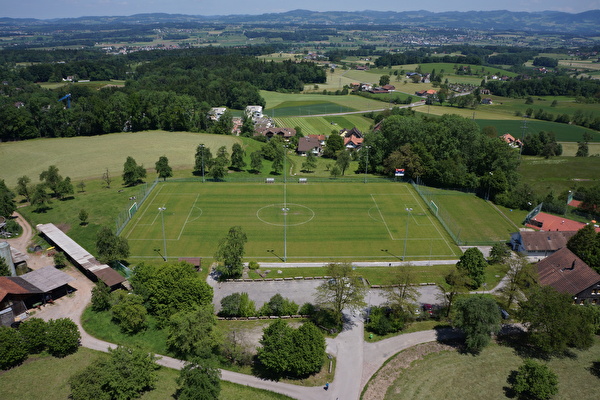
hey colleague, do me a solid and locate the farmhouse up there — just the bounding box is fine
[536,247,600,305]
[245,105,263,120]
[510,230,577,259]
[307,134,326,146]
[208,107,227,121]
[297,137,322,156]
[500,133,522,148]
[0,265,75,326]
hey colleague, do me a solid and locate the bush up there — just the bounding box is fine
[0,326,28,369]
[299,302,316,316]
[111,294,148,334]
[219,292,256,317]
[53,251,68,268]
[259,294,298,316]
[512,359,558,400]
[18,317,47,353]
[46,318,80,357]
[91,282,111,311]
[366,306,407,335]
[248,261,260,270]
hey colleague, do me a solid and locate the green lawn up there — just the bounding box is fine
[0,347,292,400]
[381,340,600,400]
[260,90,389,112]
[413,186,518,245]
[122,181,462,263]
[518,155,600,193]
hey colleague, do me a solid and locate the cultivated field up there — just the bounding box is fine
[122,181,462,262]
[274,114,373,136]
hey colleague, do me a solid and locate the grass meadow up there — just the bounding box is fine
[0,347,292,400]
[379,340,600,400]
[274,114,373,136]
[122,181,462,263]
[518,155,600,193]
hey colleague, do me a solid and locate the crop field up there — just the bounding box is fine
[274,115,373,136]
[265,100,356,117]
[122,181,463,263]
[261,90,386,112]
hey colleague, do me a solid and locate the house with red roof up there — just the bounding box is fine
[536,247,600,305]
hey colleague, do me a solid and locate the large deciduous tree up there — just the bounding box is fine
[257,319,325,377]
[453,295,501,354]
[167,305,219,359]
[0,325,28,370]
[335,150,351,175]
[155,155,173,181]
[214,226,247,279]
[385,265,419,317]
[230,143,246,171]
[322,134,344,158]
[111,292,148,334]
[567,224,600,273]
[518,286,594,354]
[194,144,213,176]
[69,346,159,400]
[315,262,367,324]
[39,165,63,197]
[250,150,263,173]
[45,318,81,357]
[122,156,146,186]
[456,247,487,289]
[18,318,47,354]
[16,175,32,202]
[497,253,537,310]
[95,226,130,264]
[129,261,213,324]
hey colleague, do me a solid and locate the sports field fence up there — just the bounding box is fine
[115,178,159,235]
[410,178,498,246]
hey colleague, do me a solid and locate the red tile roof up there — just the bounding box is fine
[527,212,599,232]
[537,247,600,295]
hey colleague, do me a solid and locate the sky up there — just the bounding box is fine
[2,0,599,20]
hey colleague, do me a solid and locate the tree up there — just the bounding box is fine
[16,175,32,202]
[0,256,10,276]
[250,150,263,173]
[0,326,28,369]
[240,114,255,137]
[512,359,558,400]
[95,226,130,264]
[219,292,256,317]
[214,226,247,279]
[176,357,221,400]
[111,293,148,334]
[0,179,17,217]
[18,317,47,354]
[39,165,63,197]
[453,295,501,354]
[167,305,219,358]
[213,109,233,135]
[488,242,511,264]
[122,156,146,186]
[194,144,213,176]
[91,282,111,312]
[69,346,159,400]
[230,143,246,171]
[335,150,351,176]
[56,176,74,200]
[379,75,391,86]
[209,156,227,181]
[129,262,213,324]
[437,269,469,317]
[518,286,594,354]
[567,224,600,273]
[497,253,537,309]
[315,262,367,324]
[456,247,487,289]
[301,152,317,172]
[322,134,344,158]
[257,319,325,377]
[102,168,112,188]
[30,183,50,211]
[329,164,341,178]
[78,209,89,226]
[259,293,299,316]
[155,155,173,181]
[271,147,284,175]
[45,318,81,357]
[385,265,419,316]
[77,180,86,192]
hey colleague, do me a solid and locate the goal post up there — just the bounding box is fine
[128,202,138,219]
[430,200,439,217]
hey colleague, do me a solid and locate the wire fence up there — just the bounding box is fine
[410,179,498,246]
[115,178,159,236]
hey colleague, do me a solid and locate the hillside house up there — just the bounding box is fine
[245,105,263,120]
[307,134,326,146]
[208,107,227,121]
[536,247,600,305]
[297,137,322,156]
[255,127,296,140]
[500,133,522,148]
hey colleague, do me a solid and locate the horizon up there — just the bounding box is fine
[3,1,600,20]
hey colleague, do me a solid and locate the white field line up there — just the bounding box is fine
[177,194,200,240]
[123,184,165,239]
[371,194,396,240]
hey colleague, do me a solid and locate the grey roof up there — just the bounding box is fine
[20,265,75,293]
[36,223,125,287]
[519,231,577,252]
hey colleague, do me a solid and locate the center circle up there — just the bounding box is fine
[257,203,315,226]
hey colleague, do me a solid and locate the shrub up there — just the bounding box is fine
[259,294,298,316]
[91,282,111,312]
[46,318,80,357]
[0,326,28,369]
[219,292,256,317]
[512,359,558,400]
[111,294,148,334]
[18,317,47,353]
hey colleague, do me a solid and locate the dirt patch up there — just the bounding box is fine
[362,342,453,400]
[55,223,71,233]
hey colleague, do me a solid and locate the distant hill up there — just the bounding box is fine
[1,9,599,34]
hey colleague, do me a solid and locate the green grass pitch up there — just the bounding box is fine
[122,181,463,263]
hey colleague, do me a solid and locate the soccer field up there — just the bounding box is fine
[121,181,462,263]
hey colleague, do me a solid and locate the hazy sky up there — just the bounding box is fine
[3,0,599,20]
